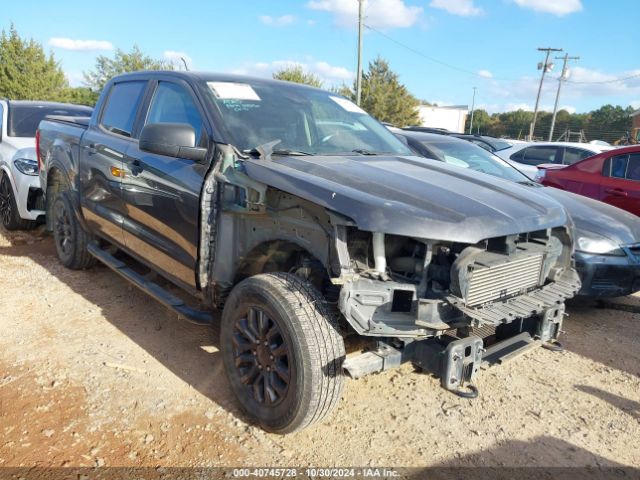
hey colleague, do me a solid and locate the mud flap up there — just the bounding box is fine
[414,335,484,398]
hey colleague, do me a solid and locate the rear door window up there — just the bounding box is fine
[100,81,148,138]
[563,147,593,165]
[520,146,560,166]
[608,154,628,178]
[626,154,640,181]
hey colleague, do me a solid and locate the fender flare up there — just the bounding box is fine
[44,160,87,231]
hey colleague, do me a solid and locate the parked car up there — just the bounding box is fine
[400,130,640,298]
[447,134,514,153]
[495,141,613,179]
[402,125,451,134]
[537,145,640,219]
[0,100,92,230]
[38,71,580,432]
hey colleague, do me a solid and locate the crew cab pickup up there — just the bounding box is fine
[37,71,581,433]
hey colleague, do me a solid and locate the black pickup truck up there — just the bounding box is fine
[37,71,580,432]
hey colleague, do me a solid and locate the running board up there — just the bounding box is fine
[87,243,213,325]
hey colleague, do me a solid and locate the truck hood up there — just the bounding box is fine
[542,187,640,245]
[244,155,568,243]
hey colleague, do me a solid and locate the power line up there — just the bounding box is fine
[564,72,640,84]
[365,23,640,86]
[364,24,499,80]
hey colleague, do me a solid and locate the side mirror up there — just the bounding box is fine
[139,123,207,162]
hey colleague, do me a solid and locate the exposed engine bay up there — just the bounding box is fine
[338,226,580,338]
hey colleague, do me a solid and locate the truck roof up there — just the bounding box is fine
[111,70,326,91]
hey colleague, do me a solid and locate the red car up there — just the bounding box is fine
[537,145,640,217]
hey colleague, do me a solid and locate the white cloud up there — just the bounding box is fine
[65,71,84,88]
[163,51,192,70]
[49,37,113,52]
[230,59,354,85]
[511,0,583,16]
[429,0,483,16]
[259,14,296,26]
[559,105,577,114]
[478,69,493,78]
[307,0,422,29]
[631,101,640,110]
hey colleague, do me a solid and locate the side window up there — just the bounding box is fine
[0,103,4,138]
[610,154,628,178]
[100,81,147,137]
[521,146,559,166]
[602,158,611,176]
[563,147,593,165]
[626,154,640,181]
[510,148,525,162]
[145,82,204,145]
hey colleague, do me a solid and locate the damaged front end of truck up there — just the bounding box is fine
[203,144,581,398]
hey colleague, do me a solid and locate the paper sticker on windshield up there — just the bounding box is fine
[208,82,261,101]
[330,96,366,114]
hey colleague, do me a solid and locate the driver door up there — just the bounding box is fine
[121,80,210,289]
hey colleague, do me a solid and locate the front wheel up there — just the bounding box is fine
[0,173,36,231]
[221,273,345,433]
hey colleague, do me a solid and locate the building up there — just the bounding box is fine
[416,104,469,133]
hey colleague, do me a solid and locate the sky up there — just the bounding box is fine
[2,0,639,114]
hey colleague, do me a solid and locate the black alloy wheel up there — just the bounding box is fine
[232,307,291,406]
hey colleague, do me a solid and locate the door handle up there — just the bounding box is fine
[604,188,628,197]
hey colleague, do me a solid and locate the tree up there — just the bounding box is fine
[273,65,323,88]
[55,87,100,107]
[0,24,68,100]
[356,57,420,126]
[465,109,492,134]
[83,45,173,91]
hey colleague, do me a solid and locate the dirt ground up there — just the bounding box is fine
[1,225,639,470]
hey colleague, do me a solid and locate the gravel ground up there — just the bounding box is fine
[1,225,639,469]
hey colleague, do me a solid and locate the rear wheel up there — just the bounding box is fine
[0,173,36,230]
[221,273,345,433]
[52,191,96,269]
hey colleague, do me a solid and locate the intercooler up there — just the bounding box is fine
[465,253,544,307]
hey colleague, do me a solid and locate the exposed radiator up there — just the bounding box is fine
[466,253,543,307]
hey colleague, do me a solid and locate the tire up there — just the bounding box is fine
[221,272,345,433]
[51,190,96,270]
[0,172,36,231]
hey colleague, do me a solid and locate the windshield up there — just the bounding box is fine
[205,80,412,156]
[422,139,529,183]
[8,104,93,137]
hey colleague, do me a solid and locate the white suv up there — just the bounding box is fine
[0,100,92,229]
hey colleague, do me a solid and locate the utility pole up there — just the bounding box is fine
[355,0,364,106]
[529,47,563,140]
[548,53,579,141]
[469,87,477,134]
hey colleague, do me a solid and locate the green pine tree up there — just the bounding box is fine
[83,45,173,91]
[341,57,420,126]
[273,65,323,88]
[0,24,68,100]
